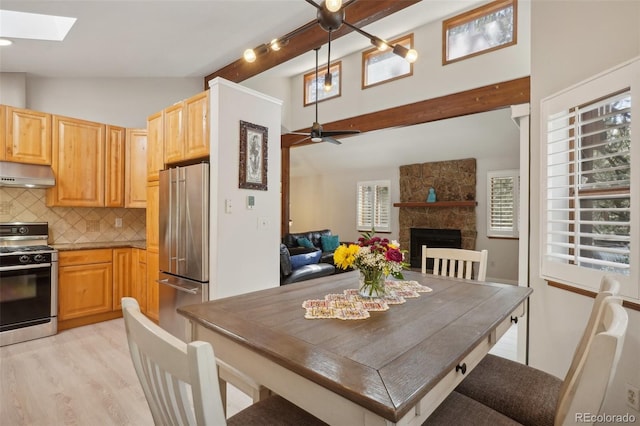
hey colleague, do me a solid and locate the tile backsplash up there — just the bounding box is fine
[0,187,146,243]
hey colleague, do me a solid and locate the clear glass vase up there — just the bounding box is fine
[359,269,386,298]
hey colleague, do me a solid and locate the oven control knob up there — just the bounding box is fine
[19,255,30,263]
[34,254,45,262]
[18,226,28,234]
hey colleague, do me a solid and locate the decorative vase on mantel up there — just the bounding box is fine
[358,269,386,298]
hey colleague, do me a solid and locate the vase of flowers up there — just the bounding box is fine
[334,230,409,298]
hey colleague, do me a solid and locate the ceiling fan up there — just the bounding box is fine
[290,46,361,145]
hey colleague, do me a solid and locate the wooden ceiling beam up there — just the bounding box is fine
[282,76,530,147]
[203,0,421,87]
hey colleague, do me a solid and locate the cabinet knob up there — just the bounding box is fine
[456,363,467,375]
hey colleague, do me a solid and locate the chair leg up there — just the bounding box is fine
[217,373,228,416]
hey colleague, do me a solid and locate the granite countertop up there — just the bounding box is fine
[52,240,146,251]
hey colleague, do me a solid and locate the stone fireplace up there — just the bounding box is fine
[397,158,476,265]
[409,228,462,268]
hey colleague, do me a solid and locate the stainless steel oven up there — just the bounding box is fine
[0,222,58,346]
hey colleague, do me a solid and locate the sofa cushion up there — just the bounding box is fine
[320,235,340,252]
[290,249,322,269]
[296,237,315,249]
[283,229,332,250]
[282,263,335,285]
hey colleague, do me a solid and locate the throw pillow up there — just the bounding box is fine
[321,235,340,252]
[297,237,315,249]
[290,250,322,269]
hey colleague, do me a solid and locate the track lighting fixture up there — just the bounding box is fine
[392,44,418,63]
[270,38,282,51]
[242,0,418,65]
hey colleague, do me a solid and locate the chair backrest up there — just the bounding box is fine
[559,276,620,399]
[555,297,628,425]
[421,245,488,281]
[121,297,226,426]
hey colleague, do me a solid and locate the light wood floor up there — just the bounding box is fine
[0,318,252,426]
[1,318,517,425]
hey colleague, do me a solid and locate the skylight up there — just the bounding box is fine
[0,9,76,41]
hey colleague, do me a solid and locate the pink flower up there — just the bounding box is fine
[385,248,403,262]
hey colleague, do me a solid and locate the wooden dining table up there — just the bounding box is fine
[178,270,532,425]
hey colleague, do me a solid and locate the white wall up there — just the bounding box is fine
[530,0,640,419]
[208,78,283,299]
[1,74,202,128]
[286,0,530,132]
[0,73,26,107]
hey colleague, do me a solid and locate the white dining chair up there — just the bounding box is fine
[448,286,627,426]
[121,297,327,426]
[421,245,488,281]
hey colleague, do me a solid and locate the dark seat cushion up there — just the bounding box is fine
[455,354,561,426]
[424,391,522,425]
[228,394,327,426]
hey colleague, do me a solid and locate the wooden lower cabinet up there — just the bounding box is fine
[132,248,148,313]
[58,247,153,330]
[58,249,115,329]
[146,250,159,322]
[112,248,132,311]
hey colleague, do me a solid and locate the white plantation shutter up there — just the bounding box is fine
[357,181,391,232]
[541,58,638,298]
[487,170,519,237]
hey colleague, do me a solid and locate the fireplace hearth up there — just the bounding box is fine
[410,228,462,268]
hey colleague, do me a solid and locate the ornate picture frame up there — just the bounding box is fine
[239,120,268,191]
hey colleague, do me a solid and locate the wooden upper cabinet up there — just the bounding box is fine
[5,106,52,165]
[146,180,160,252]
[163,90,210,165]
[105,125,126,207]
[125,128,148,208]
[146,111,164,181]
[47,115,105,207]
[184,90,210,161]
[163,102,184,164]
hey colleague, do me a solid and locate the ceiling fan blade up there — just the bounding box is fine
[292,136,311,145]
[321,129,361,137]
[322,136,342,145]
[288,131,309,136]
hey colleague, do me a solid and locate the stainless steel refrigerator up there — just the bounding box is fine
[158,162,209,341]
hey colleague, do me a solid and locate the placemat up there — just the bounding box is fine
[303,280,432,320]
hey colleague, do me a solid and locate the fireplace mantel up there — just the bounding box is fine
[393,201,476,208]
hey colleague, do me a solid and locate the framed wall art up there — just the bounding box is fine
[239,120,268,190]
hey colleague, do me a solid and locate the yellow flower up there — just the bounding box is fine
[334,244,359,269]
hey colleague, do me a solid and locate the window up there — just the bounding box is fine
[303,61,341,106]
[487,170,519,238]
[443,0,516,65]
[362,34,414,89]
[357,181,391,232]
[541,58,638,298]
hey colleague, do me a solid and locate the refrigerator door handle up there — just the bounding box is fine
[157,278,200,295]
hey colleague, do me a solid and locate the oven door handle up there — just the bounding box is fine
[0,263,51,272]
